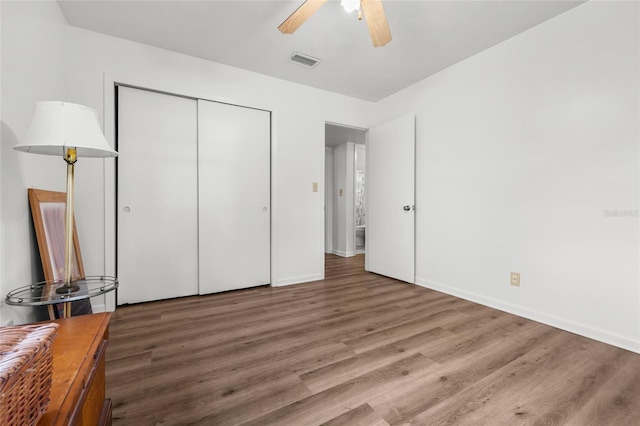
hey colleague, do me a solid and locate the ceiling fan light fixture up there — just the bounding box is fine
[341,0,360,13]
[279,0,391,48]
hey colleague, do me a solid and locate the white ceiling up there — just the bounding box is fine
[57,0,584,102]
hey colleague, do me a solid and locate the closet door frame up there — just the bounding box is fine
[102,75,277,309]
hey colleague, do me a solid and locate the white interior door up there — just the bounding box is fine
[198,100,271,294]
[117,87,199,304]
[366,115,416,283]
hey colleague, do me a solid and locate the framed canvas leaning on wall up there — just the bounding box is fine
[28,188,92,319]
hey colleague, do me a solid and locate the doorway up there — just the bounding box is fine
[323,115,416,284]
[324,122,367,275]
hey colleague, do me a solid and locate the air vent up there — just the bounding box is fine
[289,51,321,69]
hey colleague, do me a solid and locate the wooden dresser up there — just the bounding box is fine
[38,312,112,426]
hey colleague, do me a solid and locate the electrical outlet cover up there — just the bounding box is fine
[510,272,520,287]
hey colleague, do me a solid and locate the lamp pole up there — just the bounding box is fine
[58,147,79,318]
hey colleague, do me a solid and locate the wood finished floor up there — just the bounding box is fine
[106,254,640,425]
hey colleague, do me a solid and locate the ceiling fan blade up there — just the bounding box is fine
[278,0,328,34]
[360,0,392,47]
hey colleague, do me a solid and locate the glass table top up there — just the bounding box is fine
[5,276,118,307]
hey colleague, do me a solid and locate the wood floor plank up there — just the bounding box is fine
[105,254,640,425]
[109,281,414,360]
[238,353,437,426]
[425,312,539,364]
[566,353,640,426]
[488,338,634,425]
[342,308,470,354]
[301,327,453,393]
[116,372,310,426]
[164,374,311,426]
[105,350,152,377]
[369,324,559,425]
[395,330,590,425]
[320,403,390,426]
[108,339,355,402]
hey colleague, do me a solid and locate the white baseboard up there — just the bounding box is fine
[332,249,356,258]
[274,273,323,287]
[91,303,106,313]
[415,277,640,354]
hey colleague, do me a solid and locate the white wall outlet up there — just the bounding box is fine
[510,272,521,287]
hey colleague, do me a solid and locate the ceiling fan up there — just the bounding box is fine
[278,0,392,47]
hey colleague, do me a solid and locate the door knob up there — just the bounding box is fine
[403,205,411,211]
[123,206,131,213]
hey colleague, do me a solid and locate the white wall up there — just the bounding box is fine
[356,144,366,173]
[0,0,69,325]
[325,147,334,254]
[376,1,640,352]
[332,142,356,257]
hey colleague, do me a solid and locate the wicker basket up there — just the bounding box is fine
[0,323,59,426]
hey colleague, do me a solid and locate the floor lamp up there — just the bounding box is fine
[14,101,117,318]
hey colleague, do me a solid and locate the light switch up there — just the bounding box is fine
[339,189,343,196]
[312,182,318,192]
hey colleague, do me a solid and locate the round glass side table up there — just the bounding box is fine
[5,276,118,318]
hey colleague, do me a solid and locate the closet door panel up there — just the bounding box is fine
[117,87,199,304]
[198,100,270,294]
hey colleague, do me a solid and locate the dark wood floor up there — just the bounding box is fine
[106,254,640,425]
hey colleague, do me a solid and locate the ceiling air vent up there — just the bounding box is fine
[289,51,321,69]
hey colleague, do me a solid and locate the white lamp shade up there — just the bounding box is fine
[14,101,117,158]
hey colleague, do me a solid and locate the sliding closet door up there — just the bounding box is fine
[117,87,199,304]
[198,100,270,294]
